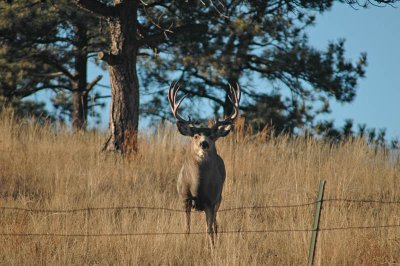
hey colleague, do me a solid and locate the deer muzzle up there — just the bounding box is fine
[200,141,209,150]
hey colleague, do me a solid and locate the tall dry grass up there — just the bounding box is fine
[0,109,399,265]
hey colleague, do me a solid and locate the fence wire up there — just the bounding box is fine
[1,198,400,214]
[1,198,400,238]
[1,224,400,238]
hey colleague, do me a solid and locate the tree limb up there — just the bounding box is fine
[139,0,167,8]
[31,72,64,78]
[191,71,226,88]
[137,24,208,47]
[93,95,111,99]
[98,51,122,65]
[73,0,119,18]
[16,84,71,98]
[42,59,75,80]
[84,75,103,94]
[178,87,225,106]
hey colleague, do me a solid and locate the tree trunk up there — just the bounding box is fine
[103,61,139,153]
[71,22,88,130]
[71,83,88,130]
[102,1,139,154]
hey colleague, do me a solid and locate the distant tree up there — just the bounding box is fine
[314,119,391,149]
[55,2,106,129]
[140,1,367,136]
[0,96,52,123]
[0,0,106,129]
[0,1,60,118]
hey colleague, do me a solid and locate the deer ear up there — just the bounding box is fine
[177,122,195,136]
[215,124,234,138]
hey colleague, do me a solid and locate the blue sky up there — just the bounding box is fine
[307,2,400,140]
[79,3,400,139]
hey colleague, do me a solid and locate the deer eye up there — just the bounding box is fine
[194,134,200,139]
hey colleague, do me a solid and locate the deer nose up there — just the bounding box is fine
[200,141,209,149]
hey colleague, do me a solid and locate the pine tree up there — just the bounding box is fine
[0,0,106,129]
[73,0,208,154]
[140,1,369,136]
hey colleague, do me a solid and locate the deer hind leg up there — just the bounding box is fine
[184,198,191,235]
[205,207,215,247]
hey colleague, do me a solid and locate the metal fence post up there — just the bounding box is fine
[307,180,326,266]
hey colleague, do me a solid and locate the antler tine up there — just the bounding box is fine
[228,83,240,120]
[168,81,176,111]
[213,83,241,127]
[235,82,241,103]
[227,84,238,108]
[168,81,190,124]
[230,83,241,107]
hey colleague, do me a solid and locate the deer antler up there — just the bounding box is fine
[168,81,191,124]
[168,81,240,129]
[212,83,241,128]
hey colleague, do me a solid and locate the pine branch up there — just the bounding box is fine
[178,87,225,106]
[73,0,118,18]
[137,24,207,47]
[139,0,167,8]
[42,59,75,80]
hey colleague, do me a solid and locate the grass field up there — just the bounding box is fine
[1,110,400,265]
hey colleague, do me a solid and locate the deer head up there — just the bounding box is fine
[168,82,241,159]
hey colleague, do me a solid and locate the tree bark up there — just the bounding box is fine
[101,1,139,154]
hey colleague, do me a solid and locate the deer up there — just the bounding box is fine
[168,82,241,246]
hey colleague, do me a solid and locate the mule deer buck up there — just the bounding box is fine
[168,82,241,246]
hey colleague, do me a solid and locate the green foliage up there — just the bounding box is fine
[51,91,105,125]
[0,96,53,123]
[0,1,60,99]
[139,1,367,138]
[343,0,400,8]
[314,119,392,148]
[0,0,107,128]
[1,0,398,145]
[241,93,312,134]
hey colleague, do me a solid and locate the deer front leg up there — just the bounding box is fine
[205,207,215,247]
[214,200,221,236]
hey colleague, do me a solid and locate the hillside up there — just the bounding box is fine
[0,110,399,265]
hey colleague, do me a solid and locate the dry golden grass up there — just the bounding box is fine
[1,110,400,265]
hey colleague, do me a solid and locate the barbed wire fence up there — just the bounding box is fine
[2,198,400,214]
[1,180,400,265]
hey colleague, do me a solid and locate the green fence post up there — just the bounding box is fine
[307,180,326,266]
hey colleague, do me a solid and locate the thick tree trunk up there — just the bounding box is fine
[103,61,139,153]
[102,1,139,154]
